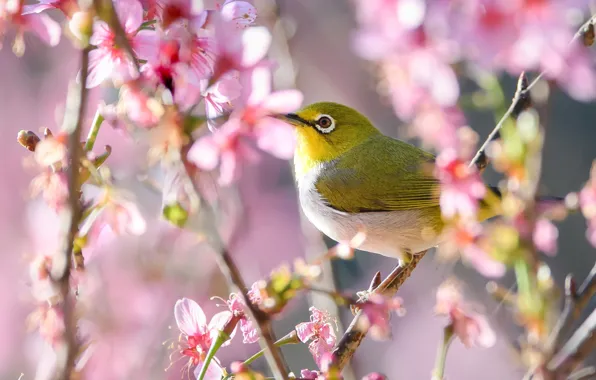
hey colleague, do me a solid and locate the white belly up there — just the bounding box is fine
[297,166,441,259]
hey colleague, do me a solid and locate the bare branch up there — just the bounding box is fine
[52,45,92,380]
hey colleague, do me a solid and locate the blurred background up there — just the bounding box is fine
[1,0,595,379]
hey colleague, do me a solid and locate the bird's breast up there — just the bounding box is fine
[296,166,442,258]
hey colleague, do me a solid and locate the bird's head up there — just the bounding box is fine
[280,102,380,176]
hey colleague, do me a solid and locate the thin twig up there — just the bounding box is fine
[469,72,531,170]
[52,45,92,380]
[548,307,596,375]
[179,154,290,379]
[470,13,596,171]
[212,247,290,379]
[546,263,596,375]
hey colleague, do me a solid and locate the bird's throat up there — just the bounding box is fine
[293,133,336,178]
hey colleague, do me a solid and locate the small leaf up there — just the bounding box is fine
[162,203,189,227]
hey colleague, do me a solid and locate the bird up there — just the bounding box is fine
[279,101,556,261]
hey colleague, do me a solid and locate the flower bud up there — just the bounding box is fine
[17,130,41,152]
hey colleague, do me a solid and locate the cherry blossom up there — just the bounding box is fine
[436,148,486,220]
[435,281,496,348]
[356,294,404,340]
[87,0,158,88]
[296,307,336,367]
[174,298,230,379]
[439,222,507,278]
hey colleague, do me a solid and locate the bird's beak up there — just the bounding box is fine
[274,113,311,127]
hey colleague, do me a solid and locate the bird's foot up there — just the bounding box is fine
[349,253,415,316]
[350,271,383,315]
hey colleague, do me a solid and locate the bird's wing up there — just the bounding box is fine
[314,135,440,213]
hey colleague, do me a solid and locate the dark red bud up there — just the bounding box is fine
[17,130,40,152]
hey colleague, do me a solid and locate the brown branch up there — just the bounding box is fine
[52,45,92,380]
[469,72,531,171]
[548,307,596,375]
[212,247,290,379]
[544,263,596,375]
[178,157,289,379]
[332,252,426,370]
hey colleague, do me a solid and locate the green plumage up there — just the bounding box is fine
[314,134,441,213]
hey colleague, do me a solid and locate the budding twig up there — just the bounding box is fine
[52,44,92,380]
[469,71,531,170]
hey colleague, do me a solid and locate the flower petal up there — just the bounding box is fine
[21,2,56,15]
[255,117,296,160]
[209,310,235,346]
[114,0,143,33]
[187,136,221,171]
[174,298,207,336]
[23,13,61,46]
[194,358,224,380]
[240,26,271,67]
[133,30,159,63]
[86,48,115,88]
[90,20,111,46]
[221,0,257,28]
[295,321,315,343]
[262,90,303,114]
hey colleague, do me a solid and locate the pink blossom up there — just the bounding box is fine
[210,16,272,82]
[30,171,69,211]
[533,218,558,255]
[82,189,147,245]
[362,373,388,380]
[174,298,230,379]
[237,64,302,158]
[356,294,404,340]
[188,65,302,184]
[436,147,486,221]
[34,134,67,168]
[410,103,463,151]
[8,6,62,51]
[156,0,207,30]
[187,118,260,185]
[222,293,258,344]
[119,83,163,128]
[440,222,506,278]
[296,307,336,367]
[28,304,65,346]
[435,281,496,348]
[21,0,77,16]
[29,254,60,302]
[165,23,216,85]
[219,0,257,29]
[300,369,323,379]
[87,0,158,88]
[203,73,242,127]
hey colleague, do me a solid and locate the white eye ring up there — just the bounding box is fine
[314,114,335,134]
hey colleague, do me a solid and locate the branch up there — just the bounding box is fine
[469,72,531,170]
[178,158,290,379]
[52,45,92,380]
[212,247,290,379]
[546,262,596,374]
[332,252,426,370]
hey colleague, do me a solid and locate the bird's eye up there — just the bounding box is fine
[314,115,335,133]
